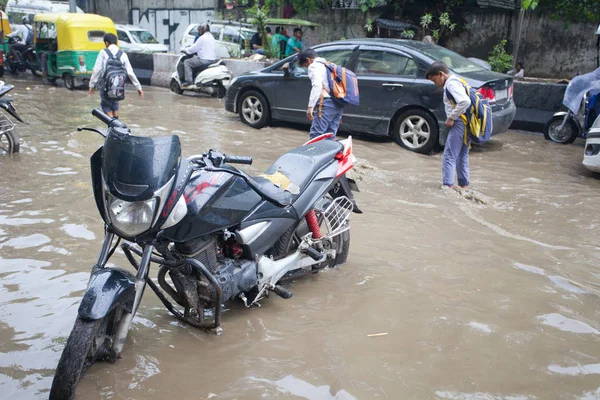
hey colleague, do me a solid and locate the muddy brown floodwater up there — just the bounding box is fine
[1,77,600,400]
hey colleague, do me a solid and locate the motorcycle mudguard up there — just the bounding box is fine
[78,268,135,320]
[330,175,362,214]
[0,101,24,122]
[553,111,583,135]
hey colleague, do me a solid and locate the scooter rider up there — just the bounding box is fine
[8,17,33,59]
[181,23,217,88]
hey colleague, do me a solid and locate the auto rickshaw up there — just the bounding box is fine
[40,13,116,90]
[33,13,60,81]
[0,11,12,77]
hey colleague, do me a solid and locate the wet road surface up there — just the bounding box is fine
[1,78,600,399]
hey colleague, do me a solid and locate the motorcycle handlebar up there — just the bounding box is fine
[224,155,253,165]
[92,108,127,129]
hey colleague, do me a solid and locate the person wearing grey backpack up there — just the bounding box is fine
[89,33,143,118]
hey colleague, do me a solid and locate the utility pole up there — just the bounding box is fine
[69,0,77,13]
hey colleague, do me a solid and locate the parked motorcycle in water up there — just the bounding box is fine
[6,36,41,76]
[544,66,600,144]
[0,80,25,154]
[170,53,232,97]
[49,109,361,399]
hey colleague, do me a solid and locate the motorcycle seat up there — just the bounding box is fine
[209,60,226,67]
[249,140,344,206]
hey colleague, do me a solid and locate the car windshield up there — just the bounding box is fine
[240,29,256,40]
[130,30,158,44]
[417,46,486,74]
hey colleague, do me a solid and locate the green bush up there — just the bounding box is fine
[488,40,513,73]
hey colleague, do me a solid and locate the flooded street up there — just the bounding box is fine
[1,78,600,399]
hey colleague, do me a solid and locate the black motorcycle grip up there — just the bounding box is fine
[224,155,253,165]
[92,108,114,125]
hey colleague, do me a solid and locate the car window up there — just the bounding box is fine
[187,25,198,37]
[416,45,486,74]
[222,26,240,44]
[211,25,222,40]
[356,50,415,76]
[316,48,355,69]
[117,30,130,43]
[130,30,158,44]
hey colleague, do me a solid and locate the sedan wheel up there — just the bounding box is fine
[393,109,438,154]
[238,90,270,129]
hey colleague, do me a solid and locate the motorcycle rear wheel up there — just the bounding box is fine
[0,66,4,77]
[50,310,122,400]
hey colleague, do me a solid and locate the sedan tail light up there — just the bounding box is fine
[478,86,496,103]
[508,84,514,100]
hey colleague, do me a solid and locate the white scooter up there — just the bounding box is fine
[170,52,232,98]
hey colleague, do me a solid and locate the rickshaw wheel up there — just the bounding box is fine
[63,74,75,90]
[47,77,58,84]
[8,64,17,74]
[0,66,4,77]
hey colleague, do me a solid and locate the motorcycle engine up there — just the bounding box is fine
[174,236,219,272]
[174,235,258,303]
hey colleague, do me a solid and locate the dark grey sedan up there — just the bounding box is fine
[224,39,516,154]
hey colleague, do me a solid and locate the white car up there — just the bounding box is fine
[583,115,600,173]
[180,22,256,58]
[116,24,168,53]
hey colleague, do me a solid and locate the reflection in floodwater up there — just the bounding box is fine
[1,79,600,399]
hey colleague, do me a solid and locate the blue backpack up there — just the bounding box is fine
[25,25,34,46]
[446,77,493,144]
[317,60,360,107]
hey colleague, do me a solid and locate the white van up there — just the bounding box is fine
[180,22,256,58]
[6,0,83,24]
[116,25,168,53]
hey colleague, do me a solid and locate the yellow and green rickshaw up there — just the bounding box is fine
[0,11,12,77]
[35,13,116,89]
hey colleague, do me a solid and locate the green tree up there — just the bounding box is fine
[488,39,513,73]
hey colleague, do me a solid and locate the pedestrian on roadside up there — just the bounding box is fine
[285,28,304,56]
[297,48,344,139]
[425,61,472,190]
[271,26,286,58]
[89,33,143,118]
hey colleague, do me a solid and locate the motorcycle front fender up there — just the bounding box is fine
[78,268,135,321]
[553,111,583,135]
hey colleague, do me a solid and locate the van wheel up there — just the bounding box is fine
[239,90,270,129]
[170,79,183,95]
[392,109,438,154]
[63,74,75,90]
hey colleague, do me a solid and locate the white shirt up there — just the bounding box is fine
[443,75,471,121]
[89,44,142,91]
[10,24,31,45]
[186,31,216,60]
[307,58,331,109]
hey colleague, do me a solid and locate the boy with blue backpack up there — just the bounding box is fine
[297,48,359,139]
[426,61,492,190]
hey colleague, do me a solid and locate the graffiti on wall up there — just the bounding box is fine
[130,8,215,52]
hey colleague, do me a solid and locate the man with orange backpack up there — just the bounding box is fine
[298,48,359,139]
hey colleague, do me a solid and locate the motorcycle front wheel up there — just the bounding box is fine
[50,309,123,400]
[544,115,579,144]
[0,130,19,154]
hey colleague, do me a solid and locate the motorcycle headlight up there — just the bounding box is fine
[107,193,157,237]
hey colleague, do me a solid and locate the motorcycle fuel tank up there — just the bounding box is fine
[163,170,262,242]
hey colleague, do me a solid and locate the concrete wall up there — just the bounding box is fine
[296,9,370,48]
[88,0,216,52]
[146,53,268,88]
[450,10,598,79]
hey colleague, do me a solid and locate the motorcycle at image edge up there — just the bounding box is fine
[0,80,25,154]
[6,36,41,77]
[49,108,361,400]
[170,52,232,97]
